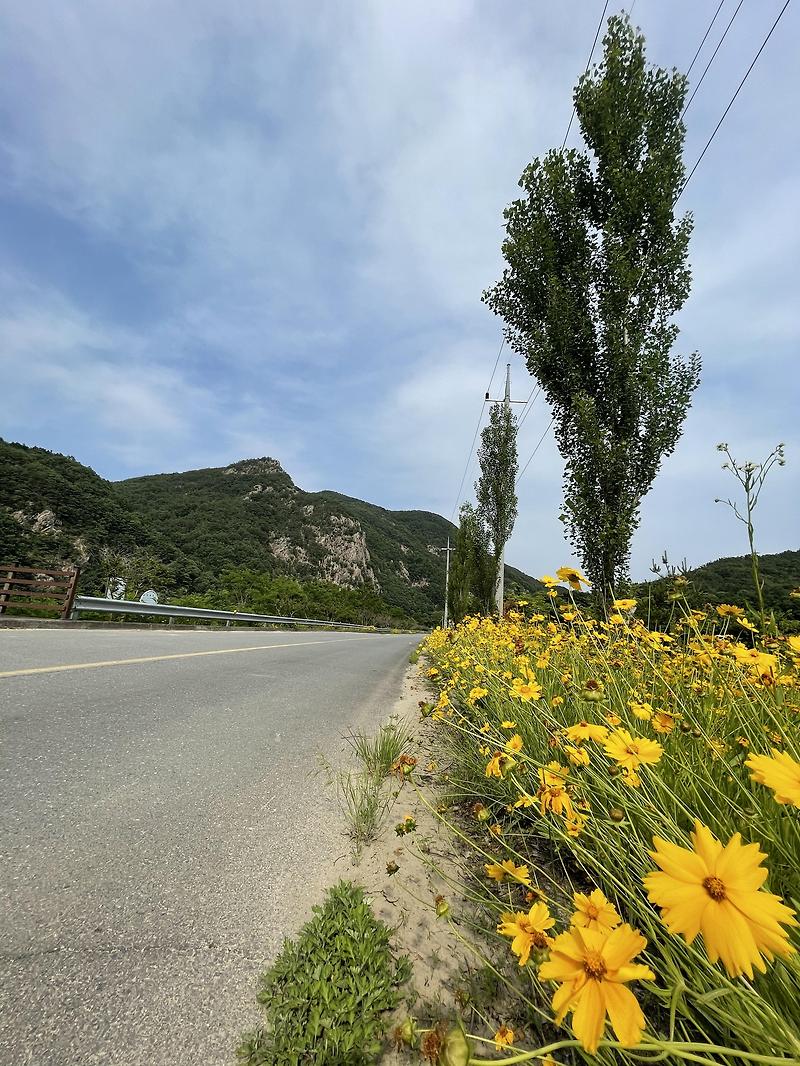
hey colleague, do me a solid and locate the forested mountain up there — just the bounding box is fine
[0,439,538,625]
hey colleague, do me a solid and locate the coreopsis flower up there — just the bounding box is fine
[513,791,535,808]
[500,720,517,729]
[565,744,590,767]
[571,890,621,933]
[564,721,609,744]
[538,924,654,1053]
[485,751,516,779]
[538,763,574,818]
[493,1025,514,1050]
[467,686,489,704]
[644,821,797,978]
[629,701,653,722]
[613,598,637,612]
[556,565,590,590]
[738,616,758,632]
[716,603,744,618]
[651,711,678,734]
[565,813,586,837]
[746,749,800,807]
[510,677,543,701]
[604,729,663,771]
[479,722,491,733]
[540,574,559,588]
[505,733,524,754]
[485,859,531,886]
[489,823,504,837]
[498,901,555,966]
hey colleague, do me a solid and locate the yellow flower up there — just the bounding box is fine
[716,603,744,617]
[514,792,536,808]
[494,1025,514,1050]
[498,901,555,966]
[489,823,503,836]
[540,574,559,588]
[510,677,543,701]
[505,733,524,754]
[500,720,517,729]
[556,565,590,590]
[565,813,586,837]
[629,701,653,722]
[605,713,622,726]
[467,686,488,704]
[564,721,609,744]
[538,763,574,818]
[538,924,654,1053]
[613,598,637,612]
[738,616,758,632]
[608,612,626,624]
[746,749,800,807]
[485,859,531,886]
[644,822,797,978]
[604,729,663,771]
[485,751,516,779]
[651,711,678,734]
[565,744,590,767]
[571,889,621,933]
[479,722,491,733]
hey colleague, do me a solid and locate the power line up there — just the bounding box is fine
[685,0,728,79]
[516,384,540,431]
[683,0,746,118]
[680,0,793,199]
[449,337,504,522]
[562,0,610,149]
[517,416,556,483]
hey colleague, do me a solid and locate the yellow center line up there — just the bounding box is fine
[0,636,372,679]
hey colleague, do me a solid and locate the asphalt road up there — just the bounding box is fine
[0,626,421,1065]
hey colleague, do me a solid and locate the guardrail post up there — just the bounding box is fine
[0,568,14,615]
[62,567,81,620]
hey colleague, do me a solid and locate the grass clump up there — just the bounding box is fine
[237,881,411,1065]
[337,772,389,856]
[345,717,414,779]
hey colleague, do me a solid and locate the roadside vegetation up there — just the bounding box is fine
[399,586,800,1063]
[325,718,416,860]
[237,881,411,1065]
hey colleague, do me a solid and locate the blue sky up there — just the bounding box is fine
[1,1,797,580]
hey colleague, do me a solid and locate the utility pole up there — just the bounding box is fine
[485,363,525,615]
[437,538,453,627]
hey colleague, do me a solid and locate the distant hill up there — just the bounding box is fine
[688,550,800,607]
[0,440,541,625]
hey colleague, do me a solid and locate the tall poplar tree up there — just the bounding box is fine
[475,403,518,606]
[483,15,700,601]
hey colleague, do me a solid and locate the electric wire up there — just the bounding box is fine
[517,416,556,482]
[449,337,504,522]
[685,0,728,79]
[682,0,746,117]
[562,0,611,149]
[680,0,792,198]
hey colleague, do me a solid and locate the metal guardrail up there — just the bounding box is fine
[71,596,382,630]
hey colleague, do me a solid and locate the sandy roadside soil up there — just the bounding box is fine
[344,662,475,1063]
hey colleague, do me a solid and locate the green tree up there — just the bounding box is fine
[483,15,700,603]
[475,403,518,609]
[448,502,497,619]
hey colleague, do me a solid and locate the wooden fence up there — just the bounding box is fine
[0,565,81,620]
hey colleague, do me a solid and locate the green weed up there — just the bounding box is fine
[237,881,411,1065]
